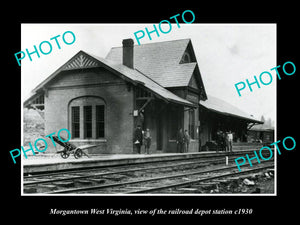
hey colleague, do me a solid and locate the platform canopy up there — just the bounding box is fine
[199,95,263,124]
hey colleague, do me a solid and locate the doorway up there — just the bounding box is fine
[156,116,163,151]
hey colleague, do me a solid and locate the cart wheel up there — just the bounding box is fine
[61,151,70,159]
[74,148,83,159]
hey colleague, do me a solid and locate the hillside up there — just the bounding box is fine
[23,108,45,147]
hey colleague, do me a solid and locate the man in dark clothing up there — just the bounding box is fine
[176,128,184,153]
[134,125,143,154]
[216,130,222,152]
[221,131,227,151]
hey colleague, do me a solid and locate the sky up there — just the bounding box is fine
[21,23,276,121]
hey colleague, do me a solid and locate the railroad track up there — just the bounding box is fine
[24,156,240,184]
[23,151,274,194]
[54,162,272,194]
[24,149,271,177]
[125,163,274,194]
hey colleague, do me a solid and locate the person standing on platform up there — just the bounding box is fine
[221,131,227,152]
[144,128,151,154]
[227,130,233,152]
[184,130,191,153]
[134,125,143,154]
[176,128,184,153]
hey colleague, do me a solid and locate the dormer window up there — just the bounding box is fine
[180,52,191,63]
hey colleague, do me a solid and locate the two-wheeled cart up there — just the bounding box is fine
[49,135,91,159]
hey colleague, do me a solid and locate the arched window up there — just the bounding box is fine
[180,52,191,63]
[69,96,105,139]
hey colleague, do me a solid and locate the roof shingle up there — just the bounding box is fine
[199,95,263,123]
[90,54,194,106]
[106,39,194,87]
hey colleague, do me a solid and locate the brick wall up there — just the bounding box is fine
[44,68,134,154]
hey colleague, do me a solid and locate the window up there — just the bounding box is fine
[69,96,105,139]
[96,105,105,138]
[189,110,195,139]
[180,52,191,63]
[84,106,93,138]
[71,106,80,138]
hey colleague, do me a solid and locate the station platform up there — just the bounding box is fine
[22,150,255,174]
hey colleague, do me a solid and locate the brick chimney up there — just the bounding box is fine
[122,38,134,68]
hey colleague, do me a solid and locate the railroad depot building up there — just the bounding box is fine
[24,38,263,154]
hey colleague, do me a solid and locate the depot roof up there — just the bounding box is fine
[106,38,207,95]
[199,95,263,124]
[91,53,195,107]
[24,50,195,108]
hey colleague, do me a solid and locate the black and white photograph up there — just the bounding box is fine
[3,5,298,220]
[21,24,276,195]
